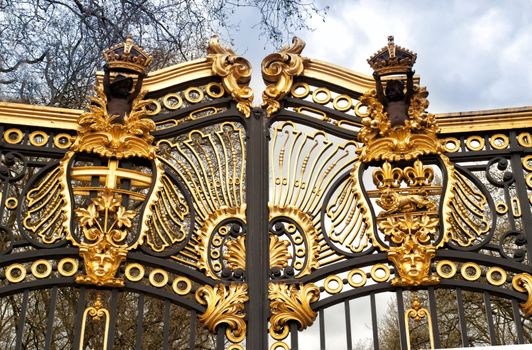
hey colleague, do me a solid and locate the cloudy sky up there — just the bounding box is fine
[229,0,532,113]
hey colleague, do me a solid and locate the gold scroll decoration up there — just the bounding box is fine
[262,37,305,116]
[207,36,253,117]
[224,235,291,271]
[79,295,111,350]
[196,283,249,343]
[512,273,532,315]
[268,282,320,340]
[404,295,435,350]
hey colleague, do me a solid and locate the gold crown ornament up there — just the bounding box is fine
[103,35,153,74]
[367,36,417,75]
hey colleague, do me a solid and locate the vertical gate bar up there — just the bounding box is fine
[370,293,379,350]
[189,310,197,350]
[511,299,525,344]
[162,299,171,350]
[483,292,497,345]
[455,288,469,347]
[344,300,352,350]
[396,290,407,350]
[72,287,86,350]
[246,107,269,349]
[44,286,58,350]
[427,287,440,348]
[14,289,29,350]
[290,321,299,350]
[319,309,325,350]
[106,289,119,349]
[216,325,225,350]
[134,293,144,350]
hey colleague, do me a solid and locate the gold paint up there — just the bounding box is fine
[496,201,509,215]
[324,275,343,294]
[29,130,49,146]
[5,197,18,210]
[270,342,290,350]
[436,260,457,279]
[461,262,481,281]
[511,197,521,217]
[4,128,23,144]
[436,107,532,134]
[269,235,291,269]
[489,133,509,149]
[149,268,169,288]
[79,294,110,350]
[125,263,145,282]
[205,82,225,98]
[195,283,249,343]
[57,258,78,277]
[347,268,367,287]
[333,94,353,112]
[523,155,532,171]
[53,133,74,149]
[268,282,320,340]
[184,87,204,103]
[0,101,81,130]
[31,259,52,279]
[517,132,532,147]
[103,35,152,74]
[6,263,26,283]
[311,87,331,105]
[486,266,507,286]
[224,236,246,270]
[207,36,253,117]
[465,135,485,151]
[512,273,532,315]
[228,345,244,350]
[370,263,391,283]
[262,37,305,116]
[172,276,192,295]
[442,137,460,153]
[405,295,435,350]
[143,99,161,116]
[368,36,417,75]
[162,93,183,110]
[290,82,310,98]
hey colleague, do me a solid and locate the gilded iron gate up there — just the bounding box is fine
[0,35,530,349]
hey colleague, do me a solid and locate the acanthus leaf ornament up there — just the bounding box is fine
[261,37,305,116]
[207,35,253,117]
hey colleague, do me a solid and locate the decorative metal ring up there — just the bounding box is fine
[144,99,162,116]
[526,173,532,189]
[295,248,305,257]
[370,264,390,282]
[461,262,481,281]
[333,94,353,112]
[269,324,290,340]
[53,133,73,149]
[57,258,78,276]
[436,260,457,279]
[162,93,183,110]
[228,345,245,350]
[522,155,532,171]
[149,268,169,288]
[517,132,531,147]
[212,261,222,272]
[486,266,507,286]
[511,197,521,217]
[5,197,18,210]
[324,275,343,294]
[443,137,460,153]
[125,263,145,282]
[489,133,509,150]
[6,263,26,283]
[312,87,331,105]
[31,259,52,279]
[184,87,204,103]
[495,201,508,215]
[205,82,225,98]
[269,341,290,350]
[292,234,303,244]
[354,102,369,117]
[294,261,303,270]
[29,131,49,147]
[172,276,192,295]
[4,128,23,144]
[290,82,310,98]
[347,268,367,287]
[465,135,485,151]
[210,250,220,259]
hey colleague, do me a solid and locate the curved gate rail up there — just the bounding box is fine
[0,35,530,350]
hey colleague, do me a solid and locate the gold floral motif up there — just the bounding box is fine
[262,37,305,116]
[207,36,253,117]
[268,282,320,340]
[269,235,291,269]
[373,161,403,189]
[196,283,249,343]
[79,294,111,350]
[403,160,434,187]
[224,236,246,270]
[512,273,532,315]
[405,295,435,350]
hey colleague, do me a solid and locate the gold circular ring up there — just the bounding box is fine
[371,263,390,282]
[125,263,145,282]
[489,133,509,150]
[312,87,331,105]
[295,248,305,257]
[495,201,508,215]
[29,131,49,147]
[523,155,532,171]
[172,276,192,295]
[269,341,290,350]
[228,345,244,350]
[57,258,78,276]
[517,132,532,147]
[162,93,183,110]
[269,325,290,341]
[324,275,343,294]
[149,268,169,288]
[212,261,222,272]
[184,87,204,103]
[526,173,532,189]
[354,102,370,117]
[461,262,481,281]
[291,82,310,98]
[443,137,460,153]
[53,133,73,149]
[4,128,23,144]
[205,82,225,98]
[144,99,162,116]
[486,266,507,286]
[292,234,303,244]
[436,260,457,279]
[210,250,220,259]
[347,268,367,287]
[333,95,353,112]
[6,263,26,283]
[465,135,485,151]
[31,259,52,279]
[5,197,18,210]
[294,261,303,270]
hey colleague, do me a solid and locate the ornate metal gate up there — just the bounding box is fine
[0,35,530,349]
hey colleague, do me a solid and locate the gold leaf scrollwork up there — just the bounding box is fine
[404,295,435,350]
[269,235,291,269]
[268,282,320,340]
[512,273,532,315]
[196,283,249,343]
[223,235,291,271]
[207,36,253,118]
[261,37,306,116]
